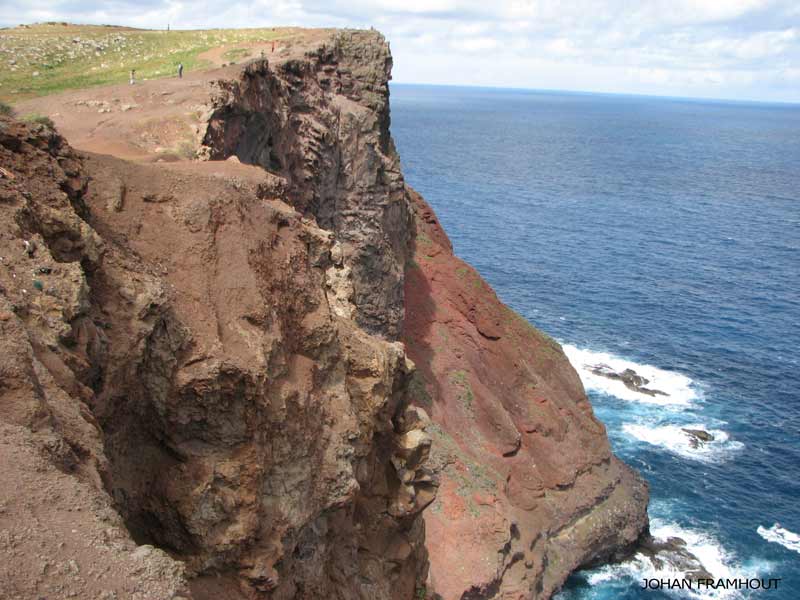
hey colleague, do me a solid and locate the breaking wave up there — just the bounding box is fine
[757,524,800,555]
[622,423,744,463]
[562,344,699,406]
[579,520,770,599]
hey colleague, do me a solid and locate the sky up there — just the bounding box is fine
[2,0,800,103]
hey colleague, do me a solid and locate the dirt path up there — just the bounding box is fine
[14,29,332,163]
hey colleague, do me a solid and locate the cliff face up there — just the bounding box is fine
[402,190,648,599]
[202,32,410,339]
[0,28,647,600]
[0,66,432,599]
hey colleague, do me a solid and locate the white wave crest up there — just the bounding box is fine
[585,520,769,599]
[562,344,699,406]
[758,523,800,554]
[622,423,744,463]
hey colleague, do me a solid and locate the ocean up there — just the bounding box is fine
[389,83,800,599]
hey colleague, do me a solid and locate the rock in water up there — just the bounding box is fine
[589,364,669,396]
[682,428,715,448]
[638,534,714,581]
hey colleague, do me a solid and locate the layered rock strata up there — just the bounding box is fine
[402,191,649,599]
[0,27,648,600]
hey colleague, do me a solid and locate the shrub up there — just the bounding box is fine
[24,114,55,128]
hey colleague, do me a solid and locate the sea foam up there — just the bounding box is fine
[757,524,800,554]
[562,344,698,406]
[584,519,769,599]
[622,423,744,463]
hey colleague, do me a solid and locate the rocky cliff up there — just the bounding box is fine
[403,190,648,599]
[0,28,647,600]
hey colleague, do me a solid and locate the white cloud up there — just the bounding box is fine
[1,0,799,102]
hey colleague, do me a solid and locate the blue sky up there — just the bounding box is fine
[2,0,799,103]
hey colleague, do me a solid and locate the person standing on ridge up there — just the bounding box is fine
[129,69,136,85]
[271,40,275,53]
[177,62,183,78]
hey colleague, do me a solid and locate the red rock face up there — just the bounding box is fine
[402,189,649,599]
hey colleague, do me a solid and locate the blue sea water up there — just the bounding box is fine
[389,84,800,599]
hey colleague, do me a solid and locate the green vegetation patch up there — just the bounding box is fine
[22,113,55,127]
[449,369,474,415]
[0,23,284,102]
[504,305,562,350]
[222,47,252,61]
[407,370,433,411]
[427,422,499,519]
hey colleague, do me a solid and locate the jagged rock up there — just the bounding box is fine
[0,103,435,599]
[589,364,669,396]
[202,31,410,339]
[637,534,714,581]
[683,428,715,448]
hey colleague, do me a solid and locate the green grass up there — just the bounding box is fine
[450,369,475,414]
[0,101,15,117]
[221,47,252,61]
[426,422,500,519]
[0,23,286,102]
[407,371,433,411]
[22,113,55,127]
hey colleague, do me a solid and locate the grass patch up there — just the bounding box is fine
[504,305,562,350]
[222,47,251,61]
[407,370,433,412]
[416,231,432,246]
[23,113,55,128]
[426,422,499,519]
[0,101,15,117]
[0,23,286,102]
[450,369,474,415]
[175,139,197,160]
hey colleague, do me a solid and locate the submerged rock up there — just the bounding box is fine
[637,534,714,581]
[588,364,669,396]
[682,428,715,448]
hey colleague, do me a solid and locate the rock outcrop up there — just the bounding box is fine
[0,106,431,598]
[402,190,649,599]
[0,27,648,600]
[588,364,668,397]
[201,31,410,340]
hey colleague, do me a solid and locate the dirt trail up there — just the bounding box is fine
[15,29,331,163]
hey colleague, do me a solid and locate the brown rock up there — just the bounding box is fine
[0,25,649,600]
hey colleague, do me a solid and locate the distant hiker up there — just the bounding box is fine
[261,49,265,59]
[177,62,183,78]
[271,40,275,53]
[129,69,136,85]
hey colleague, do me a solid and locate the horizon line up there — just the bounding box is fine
[389,81,800,108]
[2,21,798,107]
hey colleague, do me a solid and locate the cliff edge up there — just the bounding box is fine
[1,27,648,599]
